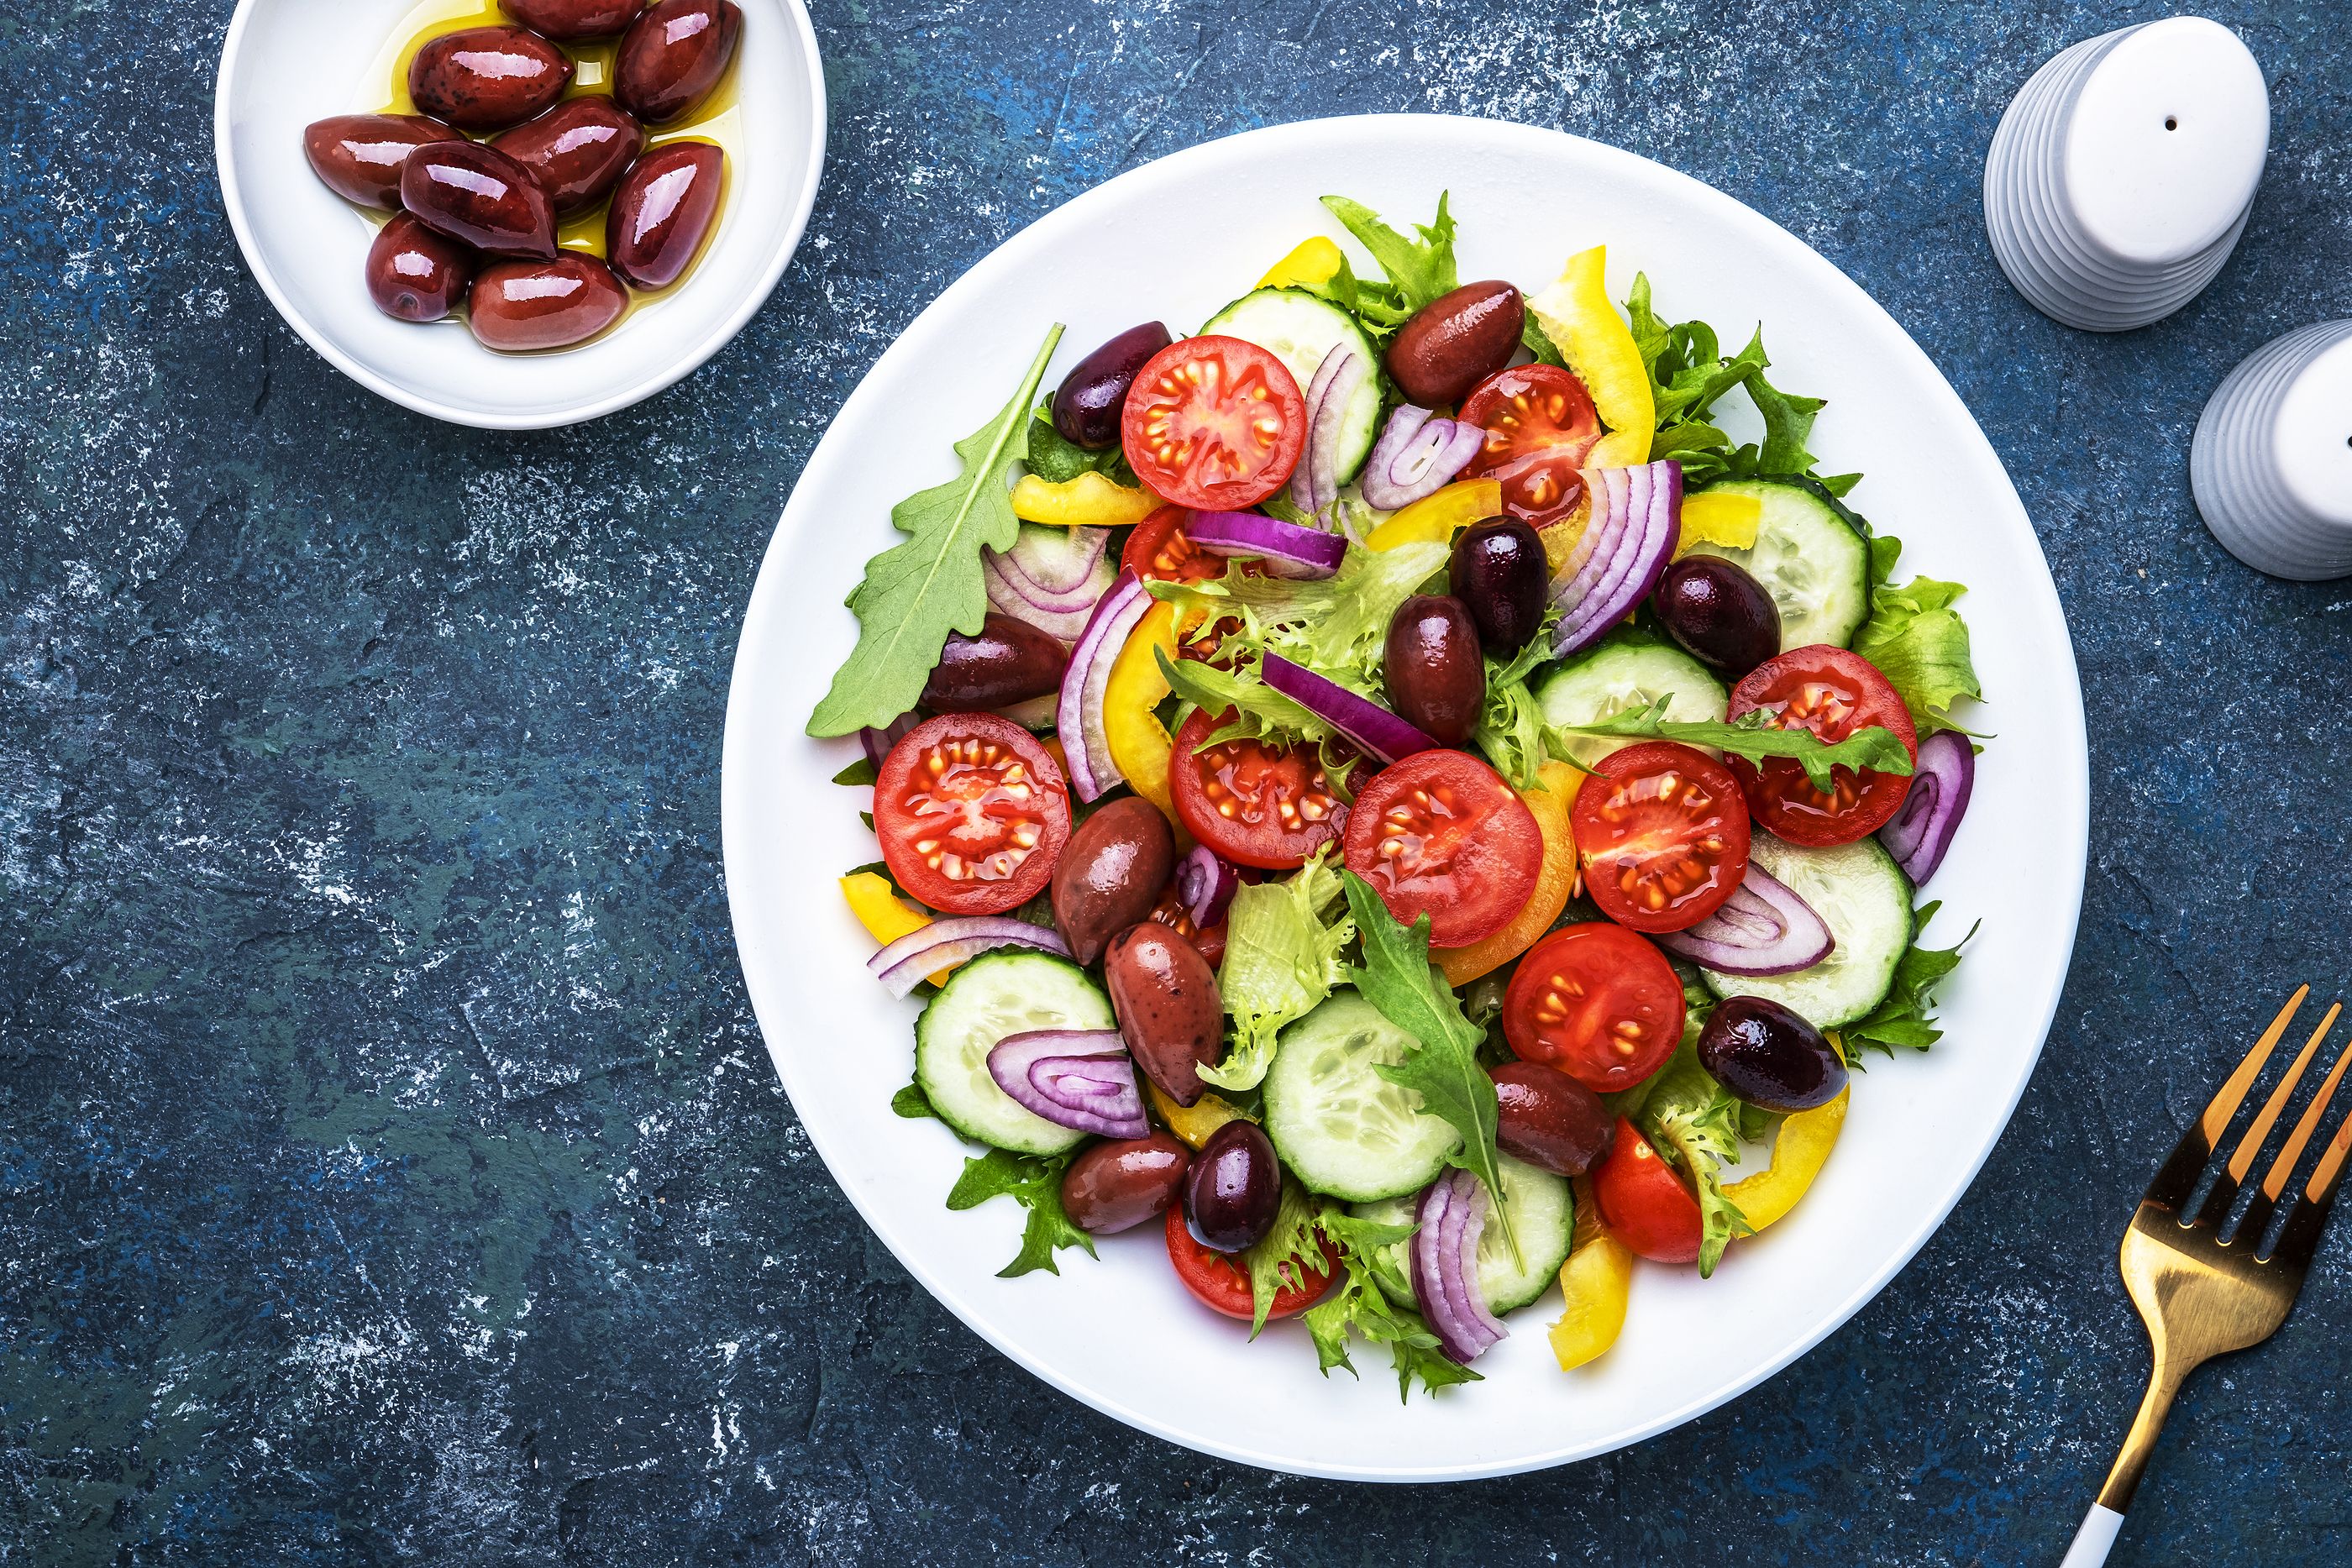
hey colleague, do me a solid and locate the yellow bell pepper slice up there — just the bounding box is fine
[1145,1078,1250,1149]
[1549,1231,1634,1370]
[840,873,953,986]
[1674,491,1764,558]
[1724,1086,1850,1231]
[1103,600,1189,841]
[1439,762,1580,985]
[1258,236,1346,291]
[1011,471,1159,528]
[1528,246,1654,470]
[1366,477,1504,552]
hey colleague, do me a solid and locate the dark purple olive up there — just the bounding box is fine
[303,113,454,209]
[1492,1061,1615,1176]
[1051,797,1176,967]
[408,26,574,134]
[492,97,643,215]
[919,613,1068,713]
[615,0,743,124]
[1697,996,1848,1113]
[1386,281,1525,407]
[365,213,477,323]
[501,0,646,39]
[1448,516,1550,653]
[1183,1120,1281,1254]
[1063,1133,1190,1234]
[1104,924,1222,1108]
[400,140,558,260]
[467,254,629,351]
[1051,323,1173,450]
[605,140,725,290]
[1382,594,1485,745]
[1652,555,1782,679]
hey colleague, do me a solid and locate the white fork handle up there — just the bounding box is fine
[2059,1504,2124,1566]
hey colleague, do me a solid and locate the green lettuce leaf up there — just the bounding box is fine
[1470,630,1559,791]
[1023,406,1133,485]
[1300,1206,1480,1399]
[1853,536,1983,732]
[1152,646,1335,752]
[1546,697,1915,790]
[1844,902,1975,1058]
[1320,193,1459,321]
[944,1146,1096,1277]
[1635,1050,1754,1277]
[1242,1179,1324,1336]
[1204,850,1355,1092]
[891,1081,938,1120]
[1152,541,1451,691]
[1743,366,1826,477]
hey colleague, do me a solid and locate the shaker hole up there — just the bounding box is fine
[2165,116,2179,131]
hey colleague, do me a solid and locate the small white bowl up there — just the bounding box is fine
[213,0,826,429]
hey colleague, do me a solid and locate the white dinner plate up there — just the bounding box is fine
[722,114,2088,1481]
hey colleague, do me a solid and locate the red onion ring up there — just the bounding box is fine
[986,1029,1149,1138]
[1290,344,1352,520]
[984,549,1111,643]
[1186,510,1347,579]
[1878,729,1974,884]
[1174,842,1240,929]
[1551,461,1684,658]
[1259,653,1437,766]
[859,711,920,770]
[866,916,1073,998]
[1359,405,1486,510]
[1654,863,1835,977]
[1054,569,1152,801]
[1410,1169,1505,1363]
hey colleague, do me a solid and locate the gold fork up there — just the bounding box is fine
[2061,986,2352,1565]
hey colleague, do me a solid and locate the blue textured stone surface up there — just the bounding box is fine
[4,0,2351,1562]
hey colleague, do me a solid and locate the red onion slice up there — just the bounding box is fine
[1359,405,1486,511]
[1187,510,1347,579]
[1175,842,1240,929]
[986,1029,1149,1138]
[1002,524,1110,594]
[1878,729,1974,884]
[984,550,1111,644]
[1290,344,1352,520]
[1260,653,1438,766]
[867,916,1073,998]
[1055,569,1152,801]
[1410,1169,1505,1363]
[859,711,920,770]
[1655,863,1835,977]
[1550,460,1684,658]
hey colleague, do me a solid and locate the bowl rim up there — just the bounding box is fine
[211,0,828,430]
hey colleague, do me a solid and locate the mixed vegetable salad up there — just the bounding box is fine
[806,193,1983,1396]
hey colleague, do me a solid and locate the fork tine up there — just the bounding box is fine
[2272,1103,2352,1268]
[2146,986,2311,1211]
[2196,997,2333,1229]
[2263,1024,2352,1202]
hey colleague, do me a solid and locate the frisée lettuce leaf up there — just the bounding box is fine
[1202,850,1356,1092]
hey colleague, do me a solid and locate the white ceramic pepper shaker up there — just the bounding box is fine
[2191,323,2352,580]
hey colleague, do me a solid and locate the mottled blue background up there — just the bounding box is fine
[5,0,2350,1562]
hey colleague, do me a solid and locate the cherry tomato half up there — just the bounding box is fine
[1121,504,1228,586]
[1148,883,1230,968]
[1725,645,1919,847]
[1343,749,1542,950]
[1503,924,1685,1093]
[1593,1118,1702,1265]
[874,712,1071,915]
[1169,708,1347,871]
[1121,337,1307,511]
[1163,1205,1336,1320]
[1572,742,1752,934]
[1459,364,1604,527]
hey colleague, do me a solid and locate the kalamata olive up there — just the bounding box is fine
[492,97,643,215]
[408,26,574,134]
[400,141,558,260]
[1492,1061,1615,1176]
[1697,996,1848,1113]
[1652,555,1782,679]
[1051,798,1176,967]
[918,612,1068,714]
[1382,594,1486,744]
[1448,516,1550,653]
[615,0,743,124]
[1062,1133,1190,1235]
[1104,924,1223,1108]
[1183,1120,1281,1253]
[467,254,629,352]
[1051,323,1173,450]
[303,113,454,209]
[605,141,724,290]
[365,213,477,323]
[501,0,646,39]
[1385,281,1525,408]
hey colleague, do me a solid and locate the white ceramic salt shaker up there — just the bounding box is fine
[2191,323,2352,580]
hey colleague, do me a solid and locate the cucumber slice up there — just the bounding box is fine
[1702,833,1914,1028]
[1536,634,1730,770]
[1261,992,1457,1202]
[1350,1154,1574,1315]
[1679,480,1872,652]
[915,952,1114,1156]
[1200,288,1383,482]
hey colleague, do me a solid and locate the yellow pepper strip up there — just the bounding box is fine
[840,873,953,986]
[1366,477,1504,551]
[1011,471,1159,528]
[1258,235,1346,291]
[1145,1078,1250,1149]
[1528,246,1655,470]
[1102,600,1191,842]
[1674,491,1764,558]
[1550,1231,1635,1370]
[1724,1086,1851,1232]
[1439,762,1579,985]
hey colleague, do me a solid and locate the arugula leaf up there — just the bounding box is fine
[1845,902,1975,1058]
[1341,872,1520,1265]
[1853,536,1983,732]
[944,1146,1097,1277]
[1242,1180,1324,1336]
[892,1081,938,1120]
[1320,193,1459,319]
[1744,366,1826,477]
[1547,697,1915,790]
[809,326,1065,736]
[832,757,879,787]
[1300,1206,1480,1399]
[1636,1050,1754,1277]
[1204,850,1355,1091]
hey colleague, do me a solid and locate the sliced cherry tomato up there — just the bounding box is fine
[1725,645,1919,847]
[1169,708,1346,871]
[1121,337,1306,511]
[1121,504,1229,586]
[1148,884,1230,968]
[1342,750,1542,949]
[874,712,1071,915]
[1503,924,1685,1093]
[1163,1205,1336,1320]
[1593,1118,1702,1265]
[1572,742,1752,934]
[1458,364,1604,527]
